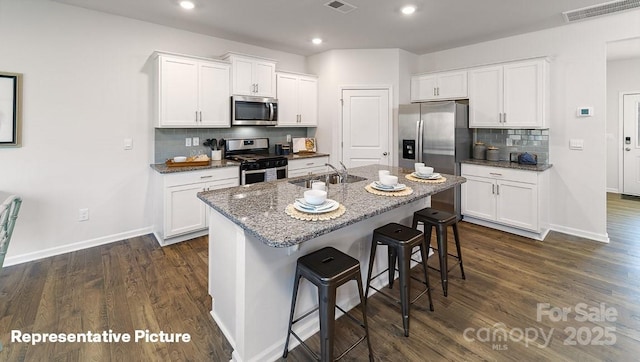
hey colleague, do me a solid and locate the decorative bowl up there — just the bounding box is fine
[303,190,327,205]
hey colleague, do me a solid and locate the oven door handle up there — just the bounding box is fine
[243,169,267,175]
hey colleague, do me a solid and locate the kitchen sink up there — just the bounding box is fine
[288,174,367,188]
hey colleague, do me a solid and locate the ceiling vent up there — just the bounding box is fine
[562,0,640,22]
[324,0,357,14]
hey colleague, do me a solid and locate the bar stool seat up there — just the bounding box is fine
[365,223,434,337]
[283,246,373,361]
[412,207,466,297]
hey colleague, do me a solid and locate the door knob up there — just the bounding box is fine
[626,147,632,151]
[383,152,388,156]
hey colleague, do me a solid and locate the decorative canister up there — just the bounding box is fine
[473,142,487,160]
[486,146,500,161]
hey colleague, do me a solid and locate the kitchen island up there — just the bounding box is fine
[197,164,465,362]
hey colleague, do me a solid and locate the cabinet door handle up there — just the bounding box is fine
[503,113,507,123]
[437,87,440,96]
[492,184,495,194]
[256,83,259,93]
[195,111,198,123]
[433,88,437,96]
[199,111,202,123]
[496,184,500,195]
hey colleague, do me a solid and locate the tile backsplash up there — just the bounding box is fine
[154,127,309,163]
[474,129,549,164]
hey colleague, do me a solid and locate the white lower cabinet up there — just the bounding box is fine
[154,167,239,245]
[461,163,549,240]
[287,156,329,178]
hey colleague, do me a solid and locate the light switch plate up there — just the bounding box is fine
[569,139,584,150]
[192,137,199,146]
[123,138,133,150]
[185,138,192,147]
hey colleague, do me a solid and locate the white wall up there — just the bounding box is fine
[606,57,640,192]
[307,48,418,166]
[418,10,640,242]
[0,0,306,265]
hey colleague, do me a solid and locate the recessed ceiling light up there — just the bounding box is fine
[312,38,323,45]
[179,1,195,10]
[401,5,416,15]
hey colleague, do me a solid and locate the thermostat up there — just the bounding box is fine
[577,107,593,117]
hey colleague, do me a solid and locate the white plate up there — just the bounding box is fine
[370,182,407,192]
[412,172,442,180]
[293,199,340,214]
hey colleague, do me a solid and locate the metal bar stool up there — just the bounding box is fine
[412,207,466,297]
[364,223,434,337]
[283,246,373,361]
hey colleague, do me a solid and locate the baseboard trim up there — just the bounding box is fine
[3,226,154,267]
[462,217,548,241]
[606,187,619,193]
[549,224,610,243]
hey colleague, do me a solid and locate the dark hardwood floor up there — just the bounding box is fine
[1,193,639,361]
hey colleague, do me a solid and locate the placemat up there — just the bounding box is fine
[364,184,414,197]
[405,174,448,184]
[285,203,346,221]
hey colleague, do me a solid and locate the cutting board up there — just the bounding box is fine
[292,138,316,153]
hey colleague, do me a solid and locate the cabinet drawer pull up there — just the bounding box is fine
[306,162,314,166]
[489,172,503,176]
[200,175,213,179]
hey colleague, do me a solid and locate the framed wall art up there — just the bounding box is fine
[0,72,23,147]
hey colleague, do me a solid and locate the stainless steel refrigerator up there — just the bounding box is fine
[398,100,472,218]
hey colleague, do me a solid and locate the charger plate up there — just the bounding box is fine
[364,184,413,197]
[405,174,447,184]
[285,203,346,221]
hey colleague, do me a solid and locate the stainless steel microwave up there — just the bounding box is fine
[231,95,278,126]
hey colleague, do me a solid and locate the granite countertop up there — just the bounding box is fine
[197,164,466,248]
[461,159,553,172]
[286,152,330,160]
[150,160,239,174]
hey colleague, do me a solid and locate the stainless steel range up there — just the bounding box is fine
[225,138,288,185]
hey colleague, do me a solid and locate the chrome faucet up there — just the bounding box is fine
[325,163,348,183]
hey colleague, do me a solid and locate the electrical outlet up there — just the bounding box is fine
[185,138,192,147]
[193,137,200,146]
[78,208,89,221]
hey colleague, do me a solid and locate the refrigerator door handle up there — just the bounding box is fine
[417,119,424,163]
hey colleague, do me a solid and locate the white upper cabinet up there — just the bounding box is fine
[224,53,276,97]
[276,72,318,127]
[469,58,549,129]
[411,70,467,102]
[155,52,230,128]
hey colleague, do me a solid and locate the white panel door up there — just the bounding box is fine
[411,74,437,101]
[503,60,544,128]
[342,88,390,167]
[623,93,640,196]
[232,57,255,96]
[199,62,230,127]
[496,180,538,231]
[437,71,468,99]
[469,65,503,127]
[275,73,298,125]
[254,61,276,97]
[298,77,318,126]
[160,56,198,126]
[461,176,496,220]
[165,183,207,238]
